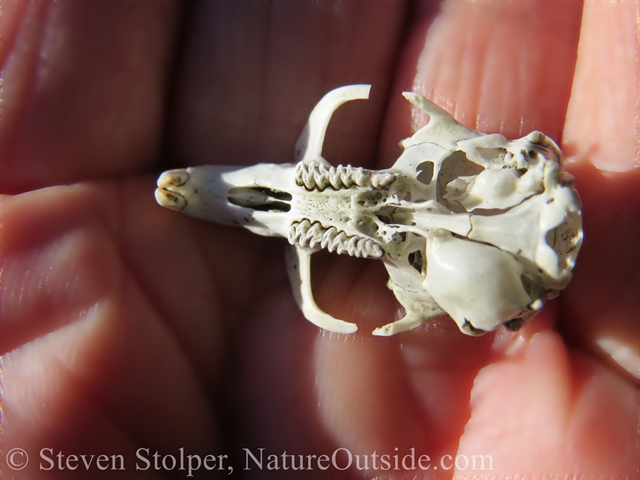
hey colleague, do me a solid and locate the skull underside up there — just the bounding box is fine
[156,85,582,336]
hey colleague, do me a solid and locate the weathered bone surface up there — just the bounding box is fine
[156,85,582,336]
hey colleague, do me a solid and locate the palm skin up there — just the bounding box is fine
[1,2,637,479]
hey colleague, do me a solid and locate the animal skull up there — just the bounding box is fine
[156,85,582,336]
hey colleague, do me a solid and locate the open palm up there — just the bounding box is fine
[2,2,637,478]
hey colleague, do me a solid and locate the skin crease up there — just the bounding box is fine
[0,1,637,479]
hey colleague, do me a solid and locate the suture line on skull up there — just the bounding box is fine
[288,219,384,258]
[295,162,395,191]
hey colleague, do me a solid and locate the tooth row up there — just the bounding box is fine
[295,162,395,191]
[288,219,384,258]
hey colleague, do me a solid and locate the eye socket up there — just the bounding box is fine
[436,151,484,212]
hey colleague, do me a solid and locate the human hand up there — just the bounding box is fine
[2,2,637,479]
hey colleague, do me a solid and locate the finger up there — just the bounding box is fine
[456,328,637,475]
[379,0,582,166]
[563,1,637,173]
[0,178,264,377]
[2,2,179,193]
[1,180,242,473]
[560,1,639,380]
[171,2,406,169]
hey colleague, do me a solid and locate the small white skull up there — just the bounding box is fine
[156,85,582,336]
